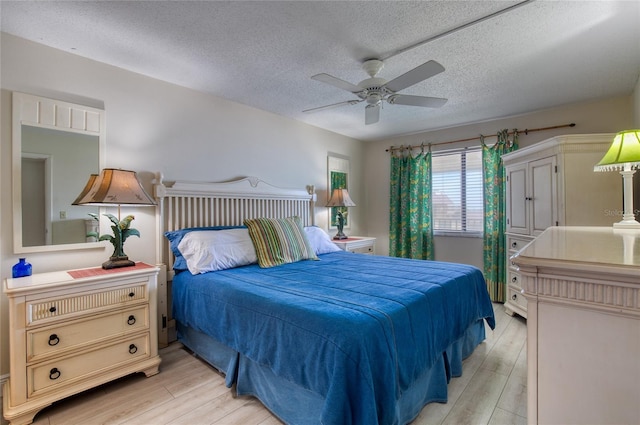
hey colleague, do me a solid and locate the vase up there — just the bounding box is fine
[12,258,32,278]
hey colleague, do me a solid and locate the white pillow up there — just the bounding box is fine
[177,228,258,274]
[304,226,341,255]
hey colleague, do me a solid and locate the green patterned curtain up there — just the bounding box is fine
[389,151,434,260]
[482,129,518,302]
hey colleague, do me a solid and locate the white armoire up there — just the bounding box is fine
[502,133,621,318]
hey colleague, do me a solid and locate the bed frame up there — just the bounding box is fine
[153,174,316,345]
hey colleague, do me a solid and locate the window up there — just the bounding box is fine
[432,148,483,234]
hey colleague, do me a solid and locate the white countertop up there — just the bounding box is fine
[512,226,640,276]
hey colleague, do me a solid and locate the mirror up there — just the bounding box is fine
[13,92,106,253]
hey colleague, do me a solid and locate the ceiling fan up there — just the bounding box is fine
[304,59,447,125]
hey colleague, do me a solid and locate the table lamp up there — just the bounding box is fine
[594,130,640,228]
[73,168,156,268]
[326,188,356,239]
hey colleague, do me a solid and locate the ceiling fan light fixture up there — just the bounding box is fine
[306,58,447,124]
[362,59,384,77]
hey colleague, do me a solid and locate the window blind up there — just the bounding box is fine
[432,148,483,233]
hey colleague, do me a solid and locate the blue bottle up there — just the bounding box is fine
[12,258,32,278]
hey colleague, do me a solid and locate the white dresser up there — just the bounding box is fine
[2,263,162,425]
[502,133,620,318]
[513,227,640,425]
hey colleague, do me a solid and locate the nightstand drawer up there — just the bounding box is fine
[28,306,149,361]
[28,284,147,325]
[333,237,376,255]
[28,333,150,396]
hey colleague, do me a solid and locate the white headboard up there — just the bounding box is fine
[154,175,316,271]
[152,175,316,345]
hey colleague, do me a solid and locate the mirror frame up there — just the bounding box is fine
[13,92,106,253]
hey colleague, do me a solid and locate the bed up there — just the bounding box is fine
[154,176,495,425]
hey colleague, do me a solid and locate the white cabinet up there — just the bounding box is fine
[513,227,640,425]
[2,264,162,425]
[502,134,621,318]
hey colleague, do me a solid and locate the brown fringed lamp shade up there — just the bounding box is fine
[71,173,99,205]
[73,168,155,269]
[73,168,156,207]
[326,188,356,207]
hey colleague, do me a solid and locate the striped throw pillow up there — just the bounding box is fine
[244,216,318,268]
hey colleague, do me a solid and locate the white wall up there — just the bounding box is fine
[0,33,364,376]
[363,95,634,266]
[634,74,640,127]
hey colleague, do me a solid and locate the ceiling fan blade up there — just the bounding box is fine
[384,60,445,93]
[388,94,447,108]
[365,104,380,125]
[311,73,363,93]
[302,99,362,113]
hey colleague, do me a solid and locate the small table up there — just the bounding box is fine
[332,236,376,254]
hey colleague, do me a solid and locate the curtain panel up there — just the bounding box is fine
[482,130,518,302]
[389,152,434,260]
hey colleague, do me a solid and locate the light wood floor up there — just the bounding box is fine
[5,303,527,425]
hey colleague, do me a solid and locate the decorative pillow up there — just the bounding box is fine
[164,226,244,271]
[244,216,318,268]
[177,228,258,274]
[304,226,341,255]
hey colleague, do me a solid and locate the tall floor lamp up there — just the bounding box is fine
[594,130,640,229]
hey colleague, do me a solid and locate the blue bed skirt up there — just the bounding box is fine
[177,317,488,425]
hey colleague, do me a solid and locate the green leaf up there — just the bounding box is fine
[104,214,120,226]
[121,228,140,243]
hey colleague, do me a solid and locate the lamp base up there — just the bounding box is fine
[102,256,135,269]
[613,220,640,229]
[333,234,348,240]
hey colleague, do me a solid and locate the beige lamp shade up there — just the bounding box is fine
[326,188,356,207]
[74,168,156,206]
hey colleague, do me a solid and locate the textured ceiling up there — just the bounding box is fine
[1,1,639,141]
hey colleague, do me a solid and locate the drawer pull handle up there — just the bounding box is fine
[49,306,57,313]
[129,292,135,297]
[127,315,136,325]
[512,294,518,301]
[512,276,518,283]
[49,368,61,380]
[129,344,138,354]
[48,334,60,346]
[511,242,517,248]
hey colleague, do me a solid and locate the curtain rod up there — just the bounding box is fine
[386,122,576,153]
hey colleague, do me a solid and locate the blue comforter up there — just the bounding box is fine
[172,251,495,425]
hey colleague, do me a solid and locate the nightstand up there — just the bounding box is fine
[333,237,376,254]
[2,263,162,425]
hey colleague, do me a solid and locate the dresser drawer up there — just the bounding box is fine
[28,284,147,325]
[27,306,149,361]
[28,333,150,396]
[507,270,521,289]
[506,234,533,253]
[507,285,528,311]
